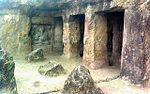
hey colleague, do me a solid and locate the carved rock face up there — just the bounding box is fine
[0,49,17,94]
[63,65,103,94]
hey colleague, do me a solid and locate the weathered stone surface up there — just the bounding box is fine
[0,14,31,56]
[0,48,17,94]
[120,0,150,87]
[63,15,84,58]
[90,14,108,69]
[53,17,63,53]
[82,7,95,65]
[142,1,150,87]
[63,15,72,58]
[38,61,65,77]
[30,17,63,54]
[63,65,103,94]
[25,48,44,62]
[83,11,108,69]
[31,17,53,25]
[30,25,52,54]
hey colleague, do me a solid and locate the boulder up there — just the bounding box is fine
[63,65,103,94]
[38,61,66,77]
[25,48,44,62]
[0,48,17,94]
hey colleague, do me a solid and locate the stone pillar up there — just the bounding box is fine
[120,4,150,87]
[63,15,72,58]
[83,11,95,65]
[63,15,81,58]
[69,16,80,57]
[112,20,121,66]
[121,9,145,85]
[53,18,63,53]
[142,4,150,87]
[83,7,108,68]
[94,14,108,67]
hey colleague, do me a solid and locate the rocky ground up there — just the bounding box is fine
[14,53,150,94]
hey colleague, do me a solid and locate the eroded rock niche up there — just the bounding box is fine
[30,16,63,55]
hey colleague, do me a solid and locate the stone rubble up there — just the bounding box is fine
[38,61,66,77]
[25,48,44,62]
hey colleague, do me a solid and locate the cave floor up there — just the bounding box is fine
[14,54,150,94]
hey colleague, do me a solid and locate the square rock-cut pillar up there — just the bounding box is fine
[121,7,150,87]
[83,12,108,69]
[112,20,122,66]
[63,15,72,58]
[69,16,81,57]
[63,15,79,58]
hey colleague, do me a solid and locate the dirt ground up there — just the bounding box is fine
[14,54,150,94]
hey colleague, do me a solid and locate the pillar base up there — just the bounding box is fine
[89,59,109,70]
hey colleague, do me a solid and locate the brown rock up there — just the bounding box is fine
[63,65,103,94]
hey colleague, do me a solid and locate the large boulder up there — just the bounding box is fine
[38,61,66,77]
[63,65,103,94]
[25,48,44,62]
[0,48,17,94]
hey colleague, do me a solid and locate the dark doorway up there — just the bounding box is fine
[105,11,124,66]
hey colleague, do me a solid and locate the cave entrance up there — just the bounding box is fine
[105,10,124,67]
[69,14,85,57]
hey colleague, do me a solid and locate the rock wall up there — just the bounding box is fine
[0,11,31,56]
